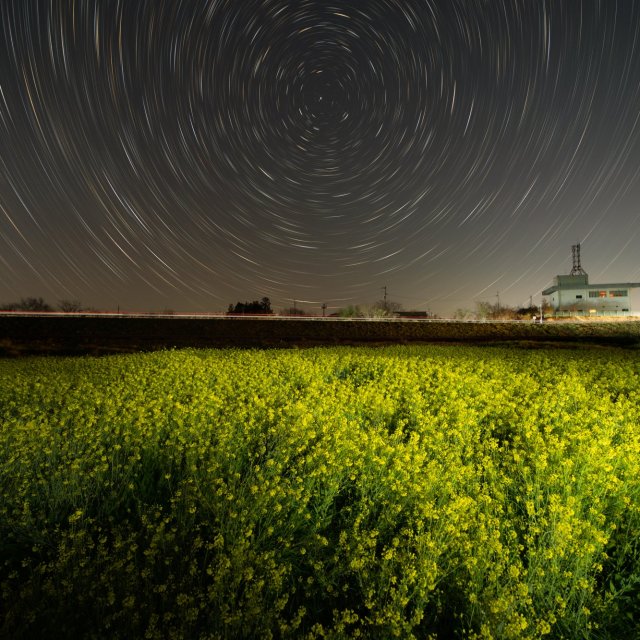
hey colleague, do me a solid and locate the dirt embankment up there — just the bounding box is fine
[1,315,640,356]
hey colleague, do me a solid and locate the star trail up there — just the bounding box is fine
[2,1,640,315]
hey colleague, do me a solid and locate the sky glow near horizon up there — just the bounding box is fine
[1,1,640,314]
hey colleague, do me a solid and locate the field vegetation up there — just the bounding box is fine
[1,345,639,638]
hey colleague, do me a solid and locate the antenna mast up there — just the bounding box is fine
[570,243,587,276]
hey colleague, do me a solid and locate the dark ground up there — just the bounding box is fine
[1,315,639,356]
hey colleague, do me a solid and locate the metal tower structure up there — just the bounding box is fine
[570,243,587,276]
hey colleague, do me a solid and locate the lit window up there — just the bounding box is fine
[609,290,628,297]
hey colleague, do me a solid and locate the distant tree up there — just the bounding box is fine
[453,308,472,320]
[281,306,308,316]
[515,299,552,320]
[374,299,402,315]
[475,301,493,320]
[366,300,402,318]
[338,305,363,318]
[1,297,53,311]
[475,301,517,320]
[498,306,518,320]
[367,305,391,318]
[516,305,539,319]
[25,297,52,311]
[228,297,272,314]
[58,299,84,312]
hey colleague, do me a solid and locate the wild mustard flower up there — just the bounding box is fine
[0,346,639,638]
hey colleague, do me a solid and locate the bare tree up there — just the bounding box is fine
[371,299,402,317]
[1,297,53,311]
[58,299,84,312]
[475,301,518,320]
[453,308,472,320]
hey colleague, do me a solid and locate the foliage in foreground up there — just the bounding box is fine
[0,345,639,639]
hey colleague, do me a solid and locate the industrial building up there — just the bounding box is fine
[542,245,640,317]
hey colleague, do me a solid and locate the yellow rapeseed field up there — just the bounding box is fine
[1,345,639,638]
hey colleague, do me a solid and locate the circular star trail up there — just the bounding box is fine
[2,1,640,313]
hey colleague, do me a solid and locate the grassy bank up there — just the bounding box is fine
[1,345,639,638]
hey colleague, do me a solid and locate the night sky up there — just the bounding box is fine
[2,1,640,315]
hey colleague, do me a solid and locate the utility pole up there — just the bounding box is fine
[382,286,388,310]
[496,291,500,312]
[321,303,327,317]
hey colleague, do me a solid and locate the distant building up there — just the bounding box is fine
[542,245,640,316]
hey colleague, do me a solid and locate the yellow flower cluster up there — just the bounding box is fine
[0,345,639,638]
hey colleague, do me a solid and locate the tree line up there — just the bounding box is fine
[1,295,551,319]
[0,297,87,312]
[227,297,273,314]
[226,297,405,317]
[453,301,552,321]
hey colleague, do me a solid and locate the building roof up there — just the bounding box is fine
[542,282,640,295]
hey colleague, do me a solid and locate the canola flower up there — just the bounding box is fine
[0,345,639,639]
